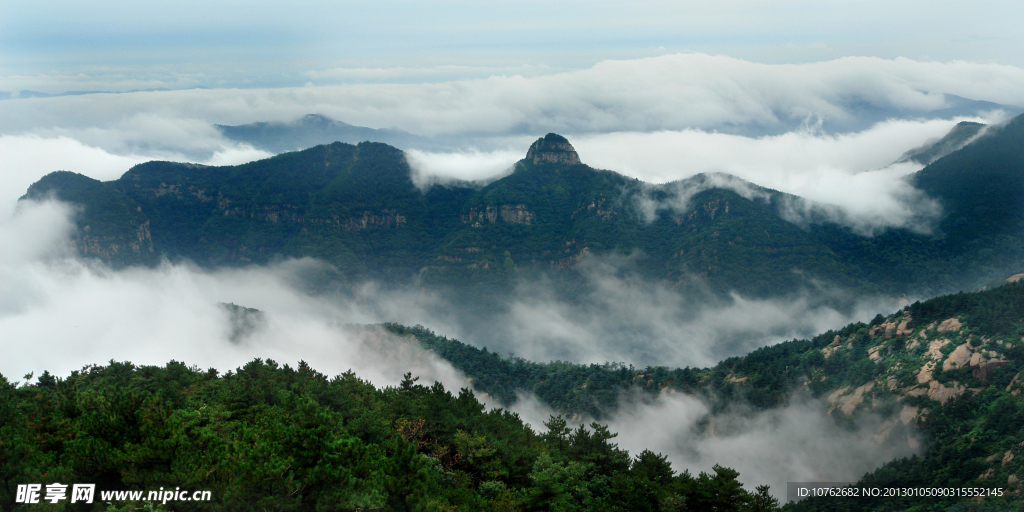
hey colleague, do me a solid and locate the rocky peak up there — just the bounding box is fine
[525,133,581,165]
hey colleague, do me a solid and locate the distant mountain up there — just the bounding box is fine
[218,94,1024,153]
[216,114,456,153]
[896,120,986,165]
[797,93,1022,136]
[21,117,1024,300]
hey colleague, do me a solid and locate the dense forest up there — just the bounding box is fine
[0,360,779,511]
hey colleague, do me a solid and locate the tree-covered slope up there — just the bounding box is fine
[23,170,153,266]
[914,116,1024,249]
[5,278,1024,510]
[897,121,986,166]
[392,277,1024,510]
[0,359,782,511]
[805,116,1024,297]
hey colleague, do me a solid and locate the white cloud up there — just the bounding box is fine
[481,257,896,368]
[0,53,1013,382]
[0,197,892,381]
[2,56,1015,239]
[400,117,987,235]
[572,119,962,184]
[404,148,523,190]
[205,145,276,167]
[573,119,971,234]
[0,135,148,218]
[0,202,470,391]
[604,392,919,501]
[3,55,1022,139]
[507,389,918,501]
[634,172,774,223]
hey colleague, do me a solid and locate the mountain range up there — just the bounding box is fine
[216,114,447,154]
[22,115,1024,304]
[11,110,1024,510]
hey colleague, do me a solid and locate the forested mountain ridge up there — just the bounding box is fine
[774,276,1024,511]
[21,116,1024,299]
[806,114,1024,296]
[388,275,1024,418]
[896,120,986,166]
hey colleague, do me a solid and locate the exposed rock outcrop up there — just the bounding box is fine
[462,204,535,226]
[869,315,912,339]
[823,335,843,358]
[937,317,963,333]
[968,351,1010,381]
[258,205,304,223]
[838,382,874,415]
[554,247,590,269]
[73,220,154,259]
[500,204,535,224]
[926,338,951,360]
[1007,372,1024,397]
[525,133,582,165]
[905,379,965,403]
[869,320,897,339]
[943,343,974,371]
[896,316,913,336]
[868,345,884,361]
[573,198,613,220]
[343,209,406,231]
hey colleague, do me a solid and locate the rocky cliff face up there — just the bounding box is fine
[718,302,1024,473]
[343,209,407,231]
[525,133,582,165]
[461,204,535,226]
[818,313,1015,413]
[72,220,154,259]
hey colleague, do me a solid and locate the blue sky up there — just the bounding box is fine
[3,0,1024,92]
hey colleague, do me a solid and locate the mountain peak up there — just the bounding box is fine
[525,133,581,165]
